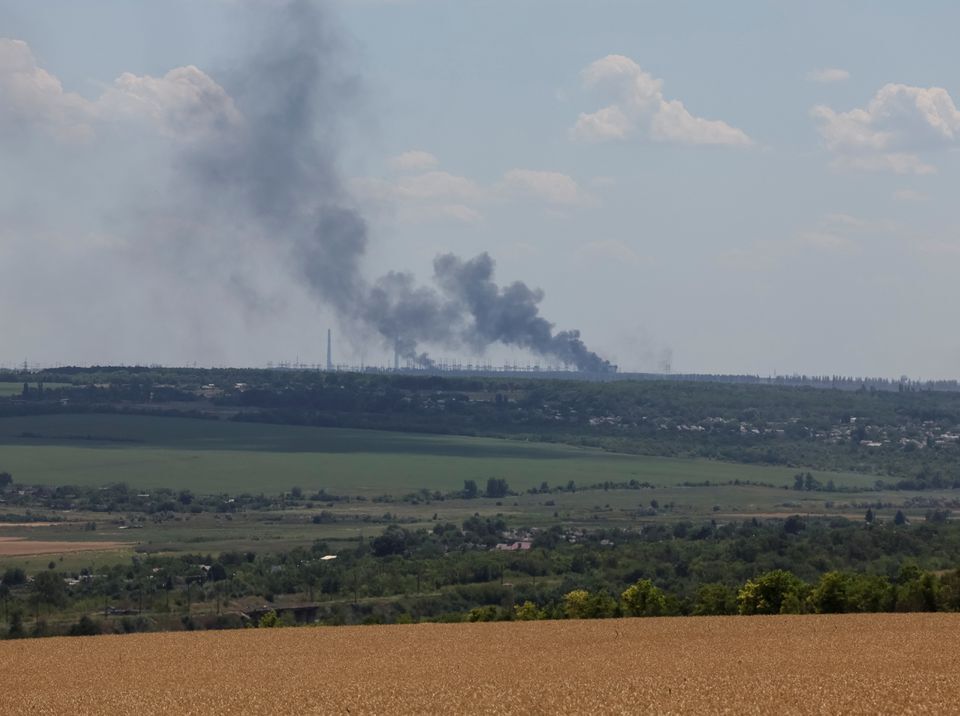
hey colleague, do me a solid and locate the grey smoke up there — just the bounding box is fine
[180,0,611,372]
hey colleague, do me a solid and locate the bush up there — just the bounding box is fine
[68,616,102,637]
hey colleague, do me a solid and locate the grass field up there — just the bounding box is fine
[0,383,71,397]
[1,614,957,714]
[0,414,877,496]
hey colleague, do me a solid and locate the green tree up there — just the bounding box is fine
[810,571,849,614]
[896,571,939,612]
[258,610,281,628]
[513,600,545,621]
[562,590,592,619]
[621,579,667,617]
[2,567,26,586]
[68,615,101,637]
[31,571,67,614]
[462,480,478,499]
[6,610,25,639]
[737,570,806,615]
[484,478,509,499]
[0,472,12,490]
[693,583,736,616]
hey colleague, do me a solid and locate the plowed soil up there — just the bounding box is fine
[0,537,129,556]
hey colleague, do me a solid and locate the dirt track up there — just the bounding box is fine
[0,613,958,714]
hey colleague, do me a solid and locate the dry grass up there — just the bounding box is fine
[1,614,958,714]
[0,537,130,557]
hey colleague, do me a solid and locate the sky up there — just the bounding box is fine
[1,0,959,378]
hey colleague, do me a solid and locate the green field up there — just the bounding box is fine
[0,382,72,397]
[0,414,878,495]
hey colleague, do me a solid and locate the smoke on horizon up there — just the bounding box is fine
[0,0,611,371]
[142,0,614,371]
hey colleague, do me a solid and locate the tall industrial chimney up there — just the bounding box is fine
[326,329,333,371]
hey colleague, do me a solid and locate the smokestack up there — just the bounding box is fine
[326,328,332,371]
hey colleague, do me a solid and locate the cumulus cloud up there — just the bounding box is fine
[807,68,851,83]
[571,55,752,146]
[388,150,439,172]
[98,66,242,140]
[0,38,93,140]
[353,153,595,223]
[812,83,960,174]
[0,38,240,143]
[499,169,594,207]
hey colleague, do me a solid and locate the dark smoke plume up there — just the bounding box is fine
[182,0,610,372]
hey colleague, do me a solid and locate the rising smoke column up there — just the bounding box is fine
[183,0,369,322]
[180,0,610,371]
[433,253,612,371]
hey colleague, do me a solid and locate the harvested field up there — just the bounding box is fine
[1,614,958,714]
[0,537,130,557]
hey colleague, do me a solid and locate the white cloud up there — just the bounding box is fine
[353,157,597,224]
[499,169,593,207]
[0,38,240,143]
[391,170,487,203]
[388,150,440,172]
[0,38,93,140]
[807,68,851,83]
[98,66,241,140]
[812,83,960,174]
[571,55,752,146]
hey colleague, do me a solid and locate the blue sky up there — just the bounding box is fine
[1,1,959,377]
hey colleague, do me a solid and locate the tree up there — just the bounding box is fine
[621,579,667,617]
[513,600,545,621]
[693,583,736,616]
[810,571,849,614]
[371,525,409,557]
[484,478,509,499]
[737,570,806,615]
[2,567,26,586]
[865,508,875,524]
[0,472,12,490]
[6,610,24,639]
[31,571,67,613]
[258,610,281,628]
[562,590,591,619]
[894,510,907,526]
[462,480,478,499]
[68,615,101,637]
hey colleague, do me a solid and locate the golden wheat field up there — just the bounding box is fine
[1,614,958,715]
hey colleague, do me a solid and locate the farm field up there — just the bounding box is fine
[1,614,958,715]
[0,536,130,557]
[0,414,876,495]
[0,382,72,397]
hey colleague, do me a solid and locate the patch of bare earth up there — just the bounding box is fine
[1,614,959,714]
[0,537,130,556]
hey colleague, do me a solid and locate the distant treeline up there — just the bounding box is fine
[8,366,960,482]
